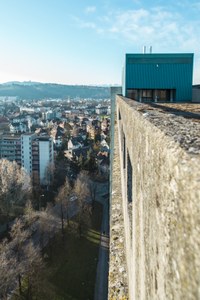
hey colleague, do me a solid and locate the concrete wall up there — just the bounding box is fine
[110,96,200,300]
[108,114,129,300]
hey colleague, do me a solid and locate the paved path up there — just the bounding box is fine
[94,182,109,300]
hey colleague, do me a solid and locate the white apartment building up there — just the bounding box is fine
[0,133,54,185]
[21,134,34,175]
[22,134,54,185]
[38,137,54,185]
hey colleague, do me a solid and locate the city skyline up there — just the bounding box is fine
[0,0,200,85]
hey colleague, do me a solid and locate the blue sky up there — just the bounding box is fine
[0,0,199,85]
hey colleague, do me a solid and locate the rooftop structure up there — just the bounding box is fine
[123,53,194,102]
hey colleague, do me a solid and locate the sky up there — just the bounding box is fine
[0,0,200,85]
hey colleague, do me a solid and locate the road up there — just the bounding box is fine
[94,182,109,300]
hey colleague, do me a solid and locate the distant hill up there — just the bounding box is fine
[0,82,111,100]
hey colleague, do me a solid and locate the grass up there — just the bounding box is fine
[38,201,103,300]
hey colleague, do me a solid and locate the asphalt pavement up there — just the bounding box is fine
[94,182,109,300]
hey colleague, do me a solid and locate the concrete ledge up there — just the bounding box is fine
[108,122,129,300]
[111,96,200,299]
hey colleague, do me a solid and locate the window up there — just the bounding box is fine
[141,89,153,101]
[156,89,170,101]
[127,89,138,100]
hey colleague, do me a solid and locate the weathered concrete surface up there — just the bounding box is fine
[94,182,109,300]
[110,96,200,300]
[108,122,129,300]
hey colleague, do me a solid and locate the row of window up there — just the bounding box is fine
[126,88,175,102]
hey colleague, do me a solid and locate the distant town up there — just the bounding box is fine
[0,94,111,185]
[0,91,111,299]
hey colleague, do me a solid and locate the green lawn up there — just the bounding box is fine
[39,202,103,300]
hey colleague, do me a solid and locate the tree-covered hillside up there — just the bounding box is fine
[0,82,110,100]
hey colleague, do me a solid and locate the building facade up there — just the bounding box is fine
[192,84,200,102]
[122,53,194,102]
[38,137,54,185]
[0,134,21,165]
[0,133,54,184]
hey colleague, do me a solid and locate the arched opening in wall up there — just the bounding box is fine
[118,109,121,120]
[127,150,133,244]
[123,132,126,169]
[119,121,126,170]
[127,151,132,203]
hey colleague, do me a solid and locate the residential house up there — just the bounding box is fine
[9,122,27,133]
[0,116,10,132]
[95,106,108,115]
[68,136,84,150]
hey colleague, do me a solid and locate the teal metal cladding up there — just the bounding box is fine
[123,53,194,102]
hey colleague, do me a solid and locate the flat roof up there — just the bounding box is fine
[126,53,194,58]
[126,53,194,65]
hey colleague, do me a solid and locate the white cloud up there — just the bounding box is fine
[73,6,200,54]
[99,7,200,53]
[176,0,200,11]
[72,16,96,29]
[72,6,200,82]
[80,22,96,29]
[105,7,200,82]
[85,6,96,14]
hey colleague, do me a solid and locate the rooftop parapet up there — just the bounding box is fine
[110,95,200,299]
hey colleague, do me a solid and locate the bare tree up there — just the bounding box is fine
[55,178,72,235]
[31,183,44,210]
[37,204,59,251]
[88,180,98,210]
[0,219,31,299]
[0,217,44,300]
[73,171,91,237]
[9,219,30,296]
[0,159,32,228]
[44,162,55,188]
[0,239,17,300]
[24,200,36,225]
[23,241,44,300]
